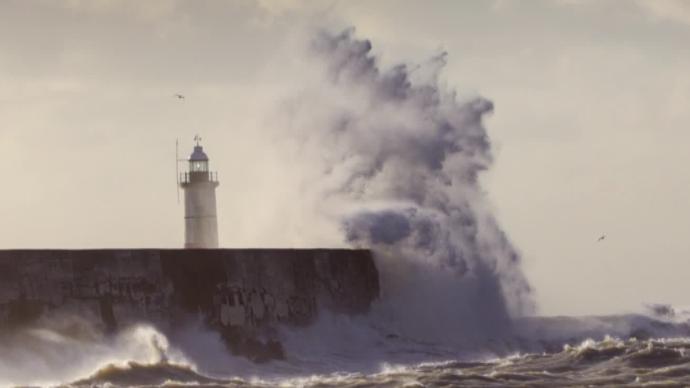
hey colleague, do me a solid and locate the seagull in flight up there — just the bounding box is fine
[597,234,606,242]
[174,93,185,100]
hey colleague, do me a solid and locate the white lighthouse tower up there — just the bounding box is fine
[179,135,220,248]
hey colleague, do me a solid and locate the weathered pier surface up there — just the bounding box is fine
[0,249,379,361]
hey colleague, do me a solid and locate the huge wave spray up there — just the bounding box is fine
[275,28,534,345]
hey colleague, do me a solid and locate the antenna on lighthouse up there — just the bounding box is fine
[173,92,186,205]
[176,138,180,203]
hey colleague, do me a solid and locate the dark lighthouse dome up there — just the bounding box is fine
[189,145,209,161]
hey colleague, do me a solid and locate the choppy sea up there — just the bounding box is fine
[1,309,684,387]
[72,336,690,387]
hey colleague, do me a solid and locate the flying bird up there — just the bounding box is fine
[597,234,606,242]
[174,93,185,100]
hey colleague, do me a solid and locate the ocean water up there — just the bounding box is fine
[3,311,690,387]
[71,336,690,387]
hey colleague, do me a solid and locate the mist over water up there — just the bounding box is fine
[0,315,188,386]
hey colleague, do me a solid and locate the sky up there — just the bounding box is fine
[1,0,689,316]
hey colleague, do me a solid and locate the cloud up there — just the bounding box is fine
[636,0,690,26]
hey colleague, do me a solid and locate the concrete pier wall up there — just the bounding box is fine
[0,249,379,361]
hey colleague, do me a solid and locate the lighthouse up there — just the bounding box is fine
[180,136,219,248]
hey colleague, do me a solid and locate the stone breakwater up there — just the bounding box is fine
[0,249,379,361]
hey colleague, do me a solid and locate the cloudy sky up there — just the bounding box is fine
[1,0,689,316]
